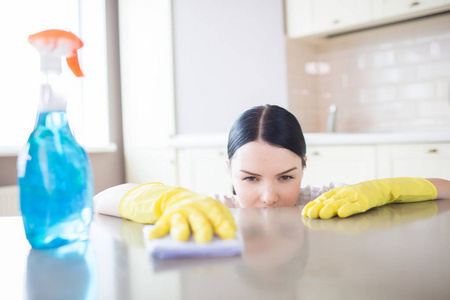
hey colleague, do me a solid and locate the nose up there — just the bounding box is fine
[260,183,278,206]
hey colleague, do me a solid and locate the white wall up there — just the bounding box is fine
[172,0,288,135]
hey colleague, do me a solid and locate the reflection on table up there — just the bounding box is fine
[26,241,96,300]
[2,200,450,300]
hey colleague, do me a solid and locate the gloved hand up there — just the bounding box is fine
[302,177,437,219]
[119,183,237,242]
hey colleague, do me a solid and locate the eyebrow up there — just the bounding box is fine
[240,167,298,177]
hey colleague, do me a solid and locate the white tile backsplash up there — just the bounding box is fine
[417,100,450,119]
[374,86,397,102]
[437,79,450,99]
[399,82,435,100]
[372,50,396,68]
[287,13,450,133]
[396,44,431,64]
[378,66,417,84]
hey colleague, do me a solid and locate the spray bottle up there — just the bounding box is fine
[17,29,94,249]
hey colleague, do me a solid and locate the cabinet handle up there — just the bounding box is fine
[333,19,340,25]
[311,151,320,156]
[424,148,438,153]
[409,2,420,8]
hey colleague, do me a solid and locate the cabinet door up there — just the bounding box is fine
[286,0,373,37]
[373,0,450,20]
[380,143,450,179]
[285,0,314,38]
[286,0,450,38]
[312,0,373,33]
[177,148,232,196]
[303,145,377,186]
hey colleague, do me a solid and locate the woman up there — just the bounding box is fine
[94,105,450,240]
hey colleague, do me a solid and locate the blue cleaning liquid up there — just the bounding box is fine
[18,111,93,249]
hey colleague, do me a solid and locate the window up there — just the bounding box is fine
[0,0,110,152]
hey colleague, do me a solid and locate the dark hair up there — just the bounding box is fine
[227,104,306,167]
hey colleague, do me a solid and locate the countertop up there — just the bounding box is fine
[167,131,450,148]
[3,202,450,300]
[304,130,450,145]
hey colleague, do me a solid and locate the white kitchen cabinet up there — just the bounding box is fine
[286,0,450,39]
[303,142,450,187]
[285,0,314,38]
[174,141,450,196]
[302,145,377,186]
[373,0,450,20]
[177,148,232,196]
[286,0,372,38]
[312,0,373,34]
[377,143,450,179]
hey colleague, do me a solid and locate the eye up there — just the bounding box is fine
[279,175,294,182]
[243,176,258,182]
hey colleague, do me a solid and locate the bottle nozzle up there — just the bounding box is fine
[28,29,84,77]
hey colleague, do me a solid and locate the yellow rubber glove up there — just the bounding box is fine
[119,183,237,242]
[302,177,437,219]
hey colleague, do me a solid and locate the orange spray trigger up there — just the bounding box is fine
[67,53,84,77]
[28,29,84,77]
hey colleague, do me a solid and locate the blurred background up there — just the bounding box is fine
[1,0,450,216]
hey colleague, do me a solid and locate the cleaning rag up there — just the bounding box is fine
[143,225,242,259]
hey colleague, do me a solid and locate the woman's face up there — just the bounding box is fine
[229,140,304,208]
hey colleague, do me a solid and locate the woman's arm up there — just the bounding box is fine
[427,178,450,199]
[94,183,139,217]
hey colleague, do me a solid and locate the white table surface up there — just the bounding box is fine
[3,202,450,300]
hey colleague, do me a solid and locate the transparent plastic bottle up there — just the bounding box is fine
[18,29,93,249]
[18,110,93,249]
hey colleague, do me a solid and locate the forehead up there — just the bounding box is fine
[231,141,302,172]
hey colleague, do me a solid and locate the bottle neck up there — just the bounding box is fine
[36,111,70,130]
[38,76,67,114]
